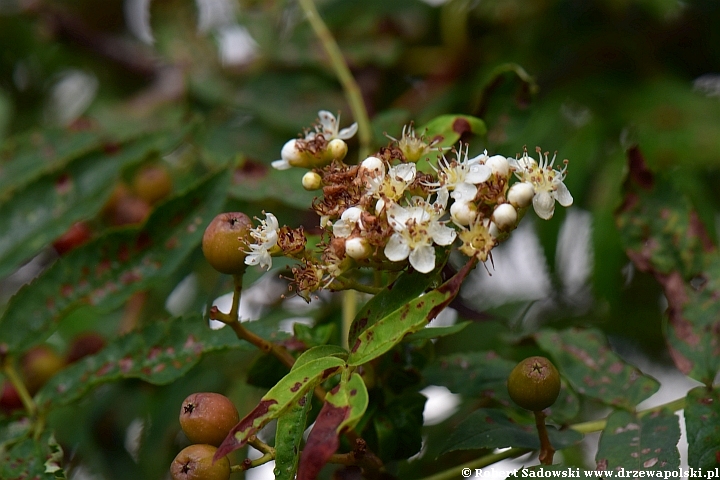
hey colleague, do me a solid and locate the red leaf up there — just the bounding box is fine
[297,402,350,480]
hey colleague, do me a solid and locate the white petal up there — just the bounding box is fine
[333,220,352,238]
[318,110,336,132]
[265,213,279,231]
[434,187,449,210]
[451,182,477,202]
[466,164,491,184]
[338,122,358,139]
[555,181,574,207]
[387,203,411,231]
[384,234,410,261]
[533,191,555,220]
[430,223,457,245]
[361,156,385,175]
[409,245,436,273]
[341,206,363,224]
[392,163,416,182]
[467,151,488,165]
[271,159,291,170]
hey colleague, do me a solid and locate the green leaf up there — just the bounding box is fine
[0,431,66,480]
[293,322,336,348]
[404,321,471,342]
[34,313,273,408]
[424,351,516,398]
[347,257,474,366]
[535,328,659,410]
[441,408,582,455]
[616,148,720,384]
[0,169,229,354]
[274,392,312,480]
[215,356,345,459]
[372,391,426,461]
[348,268,439,348]
[684,386,720,469]
[0,134,176,278]
[293,345,348,370]
[326,372,369,433]
[420,114,487,149]
[596,410,680,471]
[230,159,316,208]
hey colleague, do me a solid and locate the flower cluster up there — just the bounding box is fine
[240,110,573,301]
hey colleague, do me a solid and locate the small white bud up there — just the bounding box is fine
[328,138,348,161]
[360,156,384,174]
[486,155,509,178]
[345,236,371,260]
[508,182,535,208]
[281,139,302,165]
[488,221,501,239]
[302,172,322,191]
[492,203,518,230]
[450,201,477,226]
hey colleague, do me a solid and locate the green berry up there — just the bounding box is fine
[179,392,239,447]
[507,356,561,412]
[132,164,173,205]
[170,444,230,480]
[201,213,252,274]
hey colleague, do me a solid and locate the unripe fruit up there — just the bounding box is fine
[21,345,66,395]
[507,356,561,412]
[202,213,252,275]
[179,392,239,446]
[111,195,151,226]
[170,444,230,480]
[132,164,173,205]
[53,222,93,255]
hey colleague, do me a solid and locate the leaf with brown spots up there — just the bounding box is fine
[296,373,368,480]
[34,312,285,408]
[616,146,720,384]
[274,392,313,480]
[347,257,476,367]
[440,408,582,455]
[0,430,66,480]
[0,169,229,355]
[685,386,720,469]
[596,410,680,471]
[215,356,345,460]
[536,328,659,410]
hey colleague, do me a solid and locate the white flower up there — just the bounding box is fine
[509,147,573,220]
[428,144,491,202]
[272,139,302,170]
[307,110,358,141]
[366,162,416,213]
[386,123,446,162]
[384,193,456,273]
[332,206,364,238]
[244,212,280,270]
[457,217,497,261]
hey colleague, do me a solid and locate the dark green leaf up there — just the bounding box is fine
[536,328,659,410]
[293,345,348,370]
[0,170,229,354]
[274,392,312,480]
[0,431,66,480]
[424,351,516,398]
[0,134,177,278]
[293,322,336,348]
[684,386,720,469]
[247,353,290,389]
[348,257,473,366]
[34,313,280,407]
[441,408,583,455]
[230,160,316,208]
[373,391,426,461]
[596,410,680,471]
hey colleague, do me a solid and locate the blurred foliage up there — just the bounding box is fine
[1,0,720,478]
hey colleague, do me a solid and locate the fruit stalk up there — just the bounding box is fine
[1,356,36,417]
[534,410,555,465]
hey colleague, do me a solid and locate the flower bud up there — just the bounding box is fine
[327,138,348,162]
[450,201,477,226]
[345,236,372,260]
[492,203,518,231]
[281,139,303,166]
[508,182,535,208]
[486,155,510,178]
[360,156,384,174]
[302,172,323,190]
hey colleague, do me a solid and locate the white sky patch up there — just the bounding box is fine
[421,385,460,426]
[124,0,154,45]
[245,446,276,480]
[45,69,98,126]
[208,273,285,329]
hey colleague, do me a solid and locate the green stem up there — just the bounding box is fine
[297,0,373,159]
[331,276,383,295]
[341,289,357,350]
[2,359,36,417]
